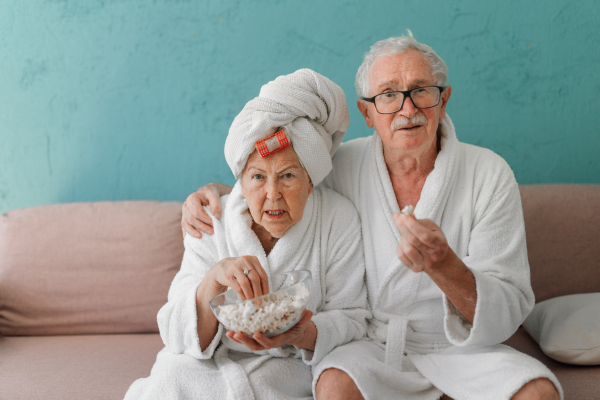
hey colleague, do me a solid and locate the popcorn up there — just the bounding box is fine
[218,285,310,335]
[401,205,414,216]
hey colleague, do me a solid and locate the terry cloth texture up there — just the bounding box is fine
[124,183,370,400]
[316,114,563,400]
[224,68,350,186]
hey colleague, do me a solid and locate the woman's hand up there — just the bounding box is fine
[207,256,269,301]
[226,310,317,351]
[182,183,233,239]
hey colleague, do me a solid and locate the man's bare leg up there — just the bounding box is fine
[512,377,560,400]
[439,377,559,400]
[315,368,364,400]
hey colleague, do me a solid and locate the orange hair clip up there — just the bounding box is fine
[255,130,290,157]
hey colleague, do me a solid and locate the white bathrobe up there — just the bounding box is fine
[315,115,563,400]
[125,182,370,400]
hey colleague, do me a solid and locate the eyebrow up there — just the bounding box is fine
[276,164,303,174]
[246,163,303,174]
[376,78,430,91]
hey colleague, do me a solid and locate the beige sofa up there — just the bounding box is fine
[0,185,598,400]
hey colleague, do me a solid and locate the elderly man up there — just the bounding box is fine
[182,34,562,400]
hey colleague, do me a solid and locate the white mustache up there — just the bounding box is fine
[390,113,428,131]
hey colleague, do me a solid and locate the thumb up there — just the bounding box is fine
[300,310,313,323]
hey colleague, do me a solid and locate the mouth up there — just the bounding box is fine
[264,210,286,219]
[397,123,422,131]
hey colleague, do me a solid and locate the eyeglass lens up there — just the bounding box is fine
[375,87,440,114]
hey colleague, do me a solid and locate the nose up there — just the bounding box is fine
[265,178,282,201]
[397,95,418,118]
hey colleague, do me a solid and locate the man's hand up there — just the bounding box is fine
[182,183,233,238]
[393,213,477,324]
[226,310,317,351]
[393,213,449,273]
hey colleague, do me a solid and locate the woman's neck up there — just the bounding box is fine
[252,222,279,256]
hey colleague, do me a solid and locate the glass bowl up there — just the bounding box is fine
[209,270,312,338]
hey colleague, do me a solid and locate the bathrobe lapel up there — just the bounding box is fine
[369,115,460,368]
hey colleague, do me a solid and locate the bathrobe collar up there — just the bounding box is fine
[371,114,460,243]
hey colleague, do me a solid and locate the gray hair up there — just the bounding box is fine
[355,30,448,98]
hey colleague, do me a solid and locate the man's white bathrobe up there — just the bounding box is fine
[125,182,370,400]
[315,115,563,400]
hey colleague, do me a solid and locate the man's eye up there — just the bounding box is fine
[413,88,426,94]
[283,173,293,179]
[383,92,396,98]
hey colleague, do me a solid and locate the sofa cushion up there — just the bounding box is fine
[0,201,183,336]
[504,327,600,400]
[522,293,600,365]
[0,333,164,400]
[519,184,600,303]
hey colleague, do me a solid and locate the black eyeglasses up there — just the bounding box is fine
[361,86,446,114]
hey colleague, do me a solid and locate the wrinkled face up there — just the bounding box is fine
[358,50,451,154]
[241,146,312,239]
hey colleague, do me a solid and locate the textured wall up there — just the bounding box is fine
[1,0,599,213]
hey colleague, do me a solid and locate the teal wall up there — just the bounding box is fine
[1,0,599,213]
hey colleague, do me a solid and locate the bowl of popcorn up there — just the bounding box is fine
[209,270,312,338]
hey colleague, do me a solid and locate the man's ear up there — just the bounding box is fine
[357,100,374,128]
[439,86,451,120]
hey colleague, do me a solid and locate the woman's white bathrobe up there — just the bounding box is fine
[125,182,370,400]
[316,115,563,400]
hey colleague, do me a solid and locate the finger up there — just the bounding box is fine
[242,256,264,297]
[395,217,431,258]
[189,199,215,227]
[394,213,425,248]
[252,332,279,348]
[225,279,245,301]
[398,239,425,271]
[204,185,224,220]
[234,332,264,351]
[298,310,313,325]
[233,268,254,300]
[225,330,239,342]
[402,216,440,249]
[254,310,313,348]
[184,202,215,235]
[182,218,202,239]
[250,257,270,294]
[397,240,411,265]
[247,269,263,298]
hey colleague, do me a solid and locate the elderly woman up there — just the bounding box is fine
[125,69,370,399]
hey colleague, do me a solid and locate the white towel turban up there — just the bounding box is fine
[224,69,350,186]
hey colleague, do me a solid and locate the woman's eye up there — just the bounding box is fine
[283,173,293,179]
[253,174,263,180]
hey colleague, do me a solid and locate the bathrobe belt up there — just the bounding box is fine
[385,316,409,370]
[214,345,257,400]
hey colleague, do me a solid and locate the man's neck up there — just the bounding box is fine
[383,133,438,179]
[382,134,440,210]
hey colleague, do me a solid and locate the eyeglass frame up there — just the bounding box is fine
[361,86,447,115]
